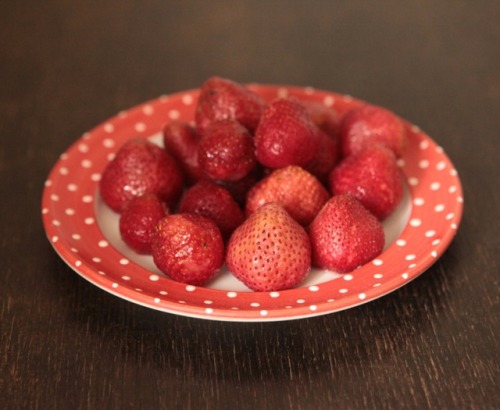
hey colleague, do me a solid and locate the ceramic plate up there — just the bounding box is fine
[41,85,463,322]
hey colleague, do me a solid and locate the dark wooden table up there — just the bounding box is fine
[2,1,498,408]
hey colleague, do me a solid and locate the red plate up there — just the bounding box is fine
[41,85,463,321]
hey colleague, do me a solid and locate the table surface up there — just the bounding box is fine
[2,1,499,408]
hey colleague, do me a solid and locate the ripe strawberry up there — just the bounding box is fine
[303,100,340,138]
[246,165,329,226]
[162,121,203,184]
[329,144,403,220]
[178,180,244,239]
[339,104,407,157]
[226,203,311,292]
[254,97,320,168]
[100,138,184,213]
[119,193,168,254]
[195,76,265,134]
[198,119,256,181]
[151,213,224,285]
[216,165,264,206]
[305,127,340,184]
[310,194,385,273]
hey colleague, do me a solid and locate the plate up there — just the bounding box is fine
[41,85,464,322]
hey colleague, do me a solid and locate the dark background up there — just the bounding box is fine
[1,1,498,408]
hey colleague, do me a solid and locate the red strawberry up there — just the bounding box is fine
[226,203,311,292]
[216,165,264,206]
[339,104,407,157]
[178,180,244,239]
[246,165,329,226]
[151,213,224,285]
[119,193,168,254]
[195,76,265,134]
[100,138,184,213]
[329,144,403,220]
[254,97,320,169]
[310,194,385,273]
[198,119,256,181]
[305,127,340,184]
[303,100,340,138]
[162,121,203,184]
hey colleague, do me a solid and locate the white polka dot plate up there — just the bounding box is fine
[42,85,463,322]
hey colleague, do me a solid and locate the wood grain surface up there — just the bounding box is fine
[1,1,498,409]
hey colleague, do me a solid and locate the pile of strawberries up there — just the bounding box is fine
[100,77,407,292]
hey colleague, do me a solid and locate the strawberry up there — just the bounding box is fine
[162,121,203,184]
[216,165,264,206]
[226,203,311,292]
[195,76,265,134]
[329,144,403,220]
[254,97,320,169]
[100,138,184,213]
[119,193,168,254]
[303,100,340,138]
[151,213,224,285]
[246,165,329,226]
[198,119,256,181]
[339,104,407,157]
[309,194,385,273]
[178,180,244,239]
[305,127,340,184]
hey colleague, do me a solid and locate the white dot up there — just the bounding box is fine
[411,125,421,133]
[149,274,160,281]
[90,173,101,181]
[72,234,81,240]
[60,153,68,160]
[103,138,115,148]
[309,305,318,311]
[339,288,348,294]
[168,110,180,120]
[435,204,445,212]
[309,286,319,292]
[75,260,82,267]
[93,257,101,263]
[446,213,455,220]
[182,94,194,105]
[154,298,160,303]
[45,180,52,187]
[250,302,260,307]
[430,182,441,191]
[50,194,60,201]
[98,271,106,276]
[373,259,383,266]
[107,153,115,161]
[227,291,237,298]
[278,88,289,97]
[414,197,425,206]
[59,167,69,175]
[436,146,444,153]
[419,140,429,150]
[67,184,78,192]
[323,95,335,106]
[81,159,92,168]
[425,230,436,237]
[358,293,366,300]
[104,123,115,133]
[260,310,268,316]
[396,158,405,168]
[204,300,213,305]
[373,273,383,279]
[142,105,154,115]
[419,159,430,169]
[449,186,457,194]
[436,161,446,171]
[79,143,89,153]
[119,258,129,265]
[409,263,417,268]
[52,220,61,226]
[431,251,438,258]
[42,208,49,215]
[82,195,93,203]
[408,177,419,186]
[432,239,441,246]
[52,236,58,243]
[159,94,169,102]
[402,273,409,280]
[186,285,196,292]
[270,292,280,298]
[343,274,353,281]
[410,218,422,227]
[98,240,108,247]
[451,223,458,230]
[457,196,463,203]
[159,290,168,295]
[296,299,305,304]
[205,308,213,314]
[450,169,458,176]
[65,208,75,216]
[396,239,407,246]
[405,254,416,261]
[135,122,147,132]
[70,248,78,253]
[373,283,381,287]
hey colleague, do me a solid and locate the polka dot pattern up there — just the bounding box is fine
[42,85,463,322]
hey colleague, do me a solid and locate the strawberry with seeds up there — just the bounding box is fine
[100,138,184,213]
[226,203,311,292]
[119,193,168,254]
[151,214,224,286]
[195,76,265,134]
[254,97,320,169]
[179,180,244,239]
[198,119,256,181]
[246,165,329,226]
[310,195,385,273]
[329,144,404,220]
